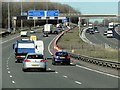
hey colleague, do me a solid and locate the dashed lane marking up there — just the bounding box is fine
[75,81,82,85]
[12,81,15,84]
[63,75,68,78]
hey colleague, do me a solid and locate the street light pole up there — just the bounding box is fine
[34,2,36,28]
[8,2,10,32]
[21,1,23,30]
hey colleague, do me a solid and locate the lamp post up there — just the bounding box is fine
[8,1,10,32]
[21,1,23,30]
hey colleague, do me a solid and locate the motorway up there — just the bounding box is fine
[85,26,119,49]
[1,28,119,89]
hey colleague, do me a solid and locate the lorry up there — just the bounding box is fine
[13,40,36,63]
[108,22,114,29]
[34,40,44,55]
[107,30,113,38]
[44,24,53,34]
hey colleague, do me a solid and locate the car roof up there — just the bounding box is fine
[27,53,43,55]
[17,40,34,43]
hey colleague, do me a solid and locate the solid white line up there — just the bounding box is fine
[48,35,58,55]
[12,81,15,84]
[76,65,120,79]
[63,75,68,78]
[75,81,82,85]
[48,68,51,70]
[1,35,20,44]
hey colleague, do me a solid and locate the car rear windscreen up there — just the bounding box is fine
[27,55,44,59]
[55,52,68,56]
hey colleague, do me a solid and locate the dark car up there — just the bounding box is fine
[89,28,94,34]
[94,26,99,33]
[86,29,90,33]
[52,50,70,65]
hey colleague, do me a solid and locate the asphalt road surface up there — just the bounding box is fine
[85,26,119,49]
[1,28,119,89]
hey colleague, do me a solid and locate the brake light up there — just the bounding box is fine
[55,56,59,59]
[25,60,31,62]
[16,56,21,58]
[67,56,70,59]
[40,60,46,62]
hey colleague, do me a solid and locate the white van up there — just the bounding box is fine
[107,30,113,38]
[34,40,44,55]
[20,30,28,37]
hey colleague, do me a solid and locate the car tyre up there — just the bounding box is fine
[52,60,56,65]
[22,68,27,72]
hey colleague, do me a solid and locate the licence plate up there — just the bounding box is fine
[32,64,39,66]
[60,57,65,59]
[21,56,25,58]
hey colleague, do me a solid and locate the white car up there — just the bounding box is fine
[22,53,46,72]
[20,31,28,37]
[30,30,35,33]
[107,30,113,38]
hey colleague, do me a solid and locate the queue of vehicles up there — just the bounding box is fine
[86,23,114,38]
[13,23,72,72]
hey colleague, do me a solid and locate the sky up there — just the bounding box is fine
[50,0,119,15]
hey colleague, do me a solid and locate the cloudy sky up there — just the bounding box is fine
[50,0,119,14]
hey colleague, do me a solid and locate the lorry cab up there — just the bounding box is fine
[13,40,36,63]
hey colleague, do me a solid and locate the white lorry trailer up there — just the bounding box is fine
[44,24,53,34]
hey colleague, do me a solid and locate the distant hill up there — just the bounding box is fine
[2,2,81,28]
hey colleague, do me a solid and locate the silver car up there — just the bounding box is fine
[22,53,46,72]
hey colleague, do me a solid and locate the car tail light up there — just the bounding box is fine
[55,56,59,59]
[16,56,21,58]
[67,56,70,59]
[25,60,31,62]
[40,60,46,62]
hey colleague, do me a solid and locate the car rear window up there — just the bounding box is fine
[27,55,43,59]
[55,52,68,56]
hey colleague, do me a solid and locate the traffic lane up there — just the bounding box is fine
[3,33,84,88]
[47,60,118,88]
[2,32,44,88]
[7,53,84,88]
[85,27,118,49]
[85,33,103,45]
[98,27,118,47]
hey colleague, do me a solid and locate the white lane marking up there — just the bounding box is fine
[7,68,9,70]
[55,72,58,74]
[76,65,120,79]
[48,68,51,70]
[6,65,8,68]
[63,75,68,78]
[1,35,20,44]
[10,75,12,78]
[12,81,15,84]
[75,81,82,85]
[8,71,10,74]
[48,35,59,55]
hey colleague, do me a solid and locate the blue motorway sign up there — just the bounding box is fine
[62,19,64,23]
[66,18,69,22]
[46,10,59,17]
[28,10,45,17]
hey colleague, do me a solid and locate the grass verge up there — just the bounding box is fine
[57,27,119,61]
